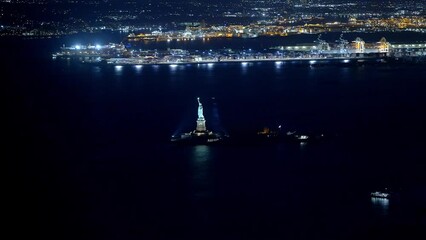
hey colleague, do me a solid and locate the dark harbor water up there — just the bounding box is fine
[5,35,426,240]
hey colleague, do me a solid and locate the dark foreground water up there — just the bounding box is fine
[5,35,426,240]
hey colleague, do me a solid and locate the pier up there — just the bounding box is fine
[52,37,426,65]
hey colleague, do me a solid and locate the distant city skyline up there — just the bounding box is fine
[0,0,424,36]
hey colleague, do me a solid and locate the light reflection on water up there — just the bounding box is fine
[190,145,213,198]
[168,64,179,74]
[241,62,250,74]
[192,145,211,161]
[134,65,142,74]
[92,66,101,75]
[114,65,123,75]
[371,197,390,215]
[135,64,142,69]
[207,63,214,69]
[152,64,160,72]
[274,61,283,72]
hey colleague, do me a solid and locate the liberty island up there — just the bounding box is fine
[171,98,228,144]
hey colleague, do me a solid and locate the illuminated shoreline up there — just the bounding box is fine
[52,37,426,66]
[103,56,389,66]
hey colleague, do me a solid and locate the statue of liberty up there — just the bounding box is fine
[196,97,206,132]
[197,97,205,120]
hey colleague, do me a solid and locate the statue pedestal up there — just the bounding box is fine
[196,119,206,132]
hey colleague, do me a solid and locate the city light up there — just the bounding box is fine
[46,2,425,67]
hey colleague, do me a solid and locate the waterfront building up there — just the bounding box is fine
[353,37,366,53]
[378,37,390,53]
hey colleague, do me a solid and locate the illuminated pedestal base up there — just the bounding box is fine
[196,119,206,132]
[171,130,227,145]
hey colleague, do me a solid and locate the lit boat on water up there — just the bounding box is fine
[255,125,330,144]
[285,131,326,143]
[371,191,390,199]
[296,135,309,141]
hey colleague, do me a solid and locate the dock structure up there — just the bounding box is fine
[276,37,426,55]
[53,37,426,65]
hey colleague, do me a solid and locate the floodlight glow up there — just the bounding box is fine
[343,59,350,63]
[95,44,102,50]
[75,45,81,50]
[309,60,317,64]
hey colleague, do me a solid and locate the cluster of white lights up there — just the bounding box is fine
[286,46,310,50]
[74,44,104,50]
[393,44,426,48]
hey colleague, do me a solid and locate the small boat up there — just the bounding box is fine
[296,135,309,141]
[371,191,390,199]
